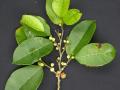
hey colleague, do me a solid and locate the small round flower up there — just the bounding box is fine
[62,47,65,50]
[59,24,62,26]
[67,55,70,59]
[56,47,59,50]
[61,62,67,66]
[61,72,67,79]
[58,43,60,45]
[50,68,55,72]
[66,40,69,44]
[49,36,53,40]
[71,56,75,59]
[54,43,57,46]
[57,57,60,60]
[51,38,55,42]
[63,40,67,43]
[50,63,55,67]
[58,33,62,36]
[38,62,44,67]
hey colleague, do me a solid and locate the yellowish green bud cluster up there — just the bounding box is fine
[63,40,69,44]
[61,62,67,66]
[50,68,55,72]
[67,55,75,59]
[49,36,55,42]
[38,62,44,67]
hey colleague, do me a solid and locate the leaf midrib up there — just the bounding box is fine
[19,67,41,90]
[15,42,51,62]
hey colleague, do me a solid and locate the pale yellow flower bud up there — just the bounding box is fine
[66,40,69,44]
[38,62,44,67]
[52,38,55,42]
[49,36,53,40]
[58,33,62,36]
[50,68,55,72]
[54,43,57,46]
[67,55,70,59]
[63,40,67,43]
[71,56,75,59]
[56,47,59,50]
[50,63,55,67]
[61,62,67,66]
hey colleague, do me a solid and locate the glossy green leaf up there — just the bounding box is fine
[75,43,116,67]
[20,15,44,32]
[5,65,44,90]
[52,0,70,17]
[35,16,51,36]
[16,27,27,44]
[66,20,96,55]
[16,26,49,45]
[13,37,53,65]
[63,9,82,25]
[16,16,51,44]
[46,0,62,25]
[22,16,51,37]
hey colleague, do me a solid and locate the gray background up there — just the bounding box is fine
[0,0,120,90]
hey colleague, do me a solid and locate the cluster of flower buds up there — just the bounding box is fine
[50,68,55,72]
[63,40,69,44]
[56,71,67,79]
[38,62,44,67]
[50,63,55,72]
[58,33,62,37]
[67,55,75,59]
[49,36,55,42]
[61,62,67,66]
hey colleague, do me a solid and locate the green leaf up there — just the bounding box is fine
[75,43,116,67]
[16,16,51,44]
[35,16,51,36]
[13,37,53,65]
[63,9,82,25]
[52,0,70,17]
[66,20,96,55]
[15,26,50,45]
[16,27,27,44]
[5,65,44,90]
[46,0,62,25]
[20,15,44,32]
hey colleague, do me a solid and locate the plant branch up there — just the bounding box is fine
[54,25,72,90]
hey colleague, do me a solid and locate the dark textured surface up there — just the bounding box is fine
[0,0,120,90]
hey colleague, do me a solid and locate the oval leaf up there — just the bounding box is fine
[66,20,96,55]
[36,16,51,36]
[16,25,50,45]
[20,15,44,32]
[13,37,53,65]
[52,0,70,17]
[5,65,44,90]
[46,0,62,25]
[63,9,82,25]
[16,27,27,44]
[75,43,116,67]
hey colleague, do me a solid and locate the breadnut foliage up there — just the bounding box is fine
[5,0,116,90]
